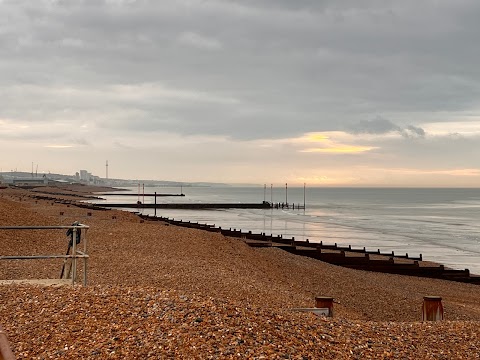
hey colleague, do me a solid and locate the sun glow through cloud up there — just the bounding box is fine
[301,145,377,153]
[296,131,377,154]
[44,145,74,148]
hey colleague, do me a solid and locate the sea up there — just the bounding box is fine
[92,186,480,275]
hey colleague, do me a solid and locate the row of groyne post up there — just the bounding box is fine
[137,213,479,285]
[270,202,305,210]
[23,191,480,285]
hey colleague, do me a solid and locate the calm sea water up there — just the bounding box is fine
[94,187,480,274]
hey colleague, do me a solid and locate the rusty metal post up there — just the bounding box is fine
[83,228,88,286]
[0,324,15,360]
[422,296,444,321]
[71,227,77,286]
[315,296,334,317]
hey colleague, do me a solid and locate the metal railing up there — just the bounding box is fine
[0,224,89,286]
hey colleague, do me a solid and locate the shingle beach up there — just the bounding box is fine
[1,186,480,359]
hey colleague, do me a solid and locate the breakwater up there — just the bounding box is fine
[96,193,185,197]
[137,213,480,285]
[94,202,271,209]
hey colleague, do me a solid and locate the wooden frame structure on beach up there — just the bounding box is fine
[0,224,89,286]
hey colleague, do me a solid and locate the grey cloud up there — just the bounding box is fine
[369,133,480,170]
[347,117,426,138]
[1,0,480,141]
[71,137,90,146]
[177,32,222,50]
[401,125,426,139]
[347,117,400,134]
[113,141,134,149]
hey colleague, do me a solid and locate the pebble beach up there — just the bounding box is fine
[1,185,480,359]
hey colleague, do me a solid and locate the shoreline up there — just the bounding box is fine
[95,185,480,275]
[28,184,478,280]
[2,184,480,358]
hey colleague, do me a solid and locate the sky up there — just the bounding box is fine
[1,0,480,187]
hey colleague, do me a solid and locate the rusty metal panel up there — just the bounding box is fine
[422,296,444,321]
[315,296,334,317]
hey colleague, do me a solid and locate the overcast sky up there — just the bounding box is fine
[1,0,480,186]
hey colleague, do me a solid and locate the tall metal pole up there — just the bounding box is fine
[270,184,273,204]
[154,191,157,217]
[304,182,306,210]
[285,183,288,205]
[264,184,266,202]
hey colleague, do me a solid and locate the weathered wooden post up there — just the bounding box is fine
[422,296,443,321]
[315,296,334,317]
[154,191,157,217]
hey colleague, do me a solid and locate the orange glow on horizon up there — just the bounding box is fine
[44,145,74,148]
[301,145,377,153]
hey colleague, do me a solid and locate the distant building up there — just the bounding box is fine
[78,169,104,184]
[12,177,48,187]
[79,170,92,183]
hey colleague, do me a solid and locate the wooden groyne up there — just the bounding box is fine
[28,194,269,210]
[96,193,185,197]
[31,190,103,200]
[95,202,271,209]
[94,201,304,210]
[137,213,480,285]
